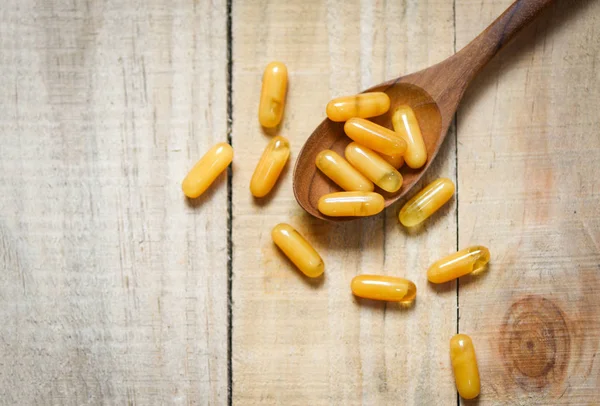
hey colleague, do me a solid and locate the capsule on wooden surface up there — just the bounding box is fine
[399,177,455,227]
[344,118,407,155]
[428,246,490,283]
[345,142,403,193]
[315,150,374,192]
[326,92,390,122]
[182,142,233,198]
[351,275,416,303]
[318,192,384,217]
[250,136,290,197]
[392,105,427,169]
[378,152,404,169]
[271,223,324,278]
[450,334,481,400]
[258,61,288,128]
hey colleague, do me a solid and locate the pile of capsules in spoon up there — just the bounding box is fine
[181,61,489,400]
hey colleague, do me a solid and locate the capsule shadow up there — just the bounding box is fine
[427,279,456,296]
[352,296,416,312]
[461,396,480,406]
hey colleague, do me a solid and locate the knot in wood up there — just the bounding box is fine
[500,296,570,390]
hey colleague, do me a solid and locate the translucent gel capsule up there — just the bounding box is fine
[427,246,490,283]
[326,92,391,122]
[182,142,233,198]
[315,150,374,192]
[344,118,407,155]
[258,61,288,128]
[250,136,290,197]
[450,334,481,400]
[399,177,455,227]
[345,142,403,193]
[392,105,427,169]
[351,275,417,303]
[271,223,324,278]
[318,192,384,217]
[378,152,404,169]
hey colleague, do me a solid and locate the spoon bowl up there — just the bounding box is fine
[293,0,553,221]
[294,82,442,220]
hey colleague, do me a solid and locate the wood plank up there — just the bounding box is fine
[0,0,228,403]
[456,0,600,403]
[231,1,457,404]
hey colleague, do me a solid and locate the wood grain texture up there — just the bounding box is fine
[456,0,600,404]
[293,0,555,222]
[0,0,228,404]
[2,0,599,404]
[231,0,457,404]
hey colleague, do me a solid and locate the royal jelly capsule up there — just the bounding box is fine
[427,246,490,283]
[399,177,455,227]
[392,105,427,169]
[345,142,403,193]
[182,142,233,198]
[450,334,481,400]
[271,223,324,278]
[351,275,416,303]
[326,92,391,122]
[344,118,407,155]
[318,191,384,217]
[316,150,374,192]
[378,152,404,169]
[250,136,290,197]
[258,62,288,128]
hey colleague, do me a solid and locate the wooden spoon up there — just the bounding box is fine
[293,0,553,221]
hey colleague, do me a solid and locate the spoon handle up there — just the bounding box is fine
[455,0,553,82]
[415,0,554,114]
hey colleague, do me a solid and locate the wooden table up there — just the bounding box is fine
[1,0,599,404]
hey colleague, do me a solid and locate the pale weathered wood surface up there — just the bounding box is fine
[1,0,600,405]
[232,1,458,404]
[0,0,228,404]
[456,0,600,404]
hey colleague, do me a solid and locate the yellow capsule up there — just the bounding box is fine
[345,142,403,193]
[250,136,290,197]
[318,192,384,217]
[258,61,288,128]
[182,142,233,198]
[351,275,416,303]
[344,118,407,155]
[427,246,490,284]
[450,334,481,400]
[378,152,404,169]
[392,105,427,169]
[326,92,391,122]
[399,177,455,227]
[271,223,324,278]
[315,150,374,192]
